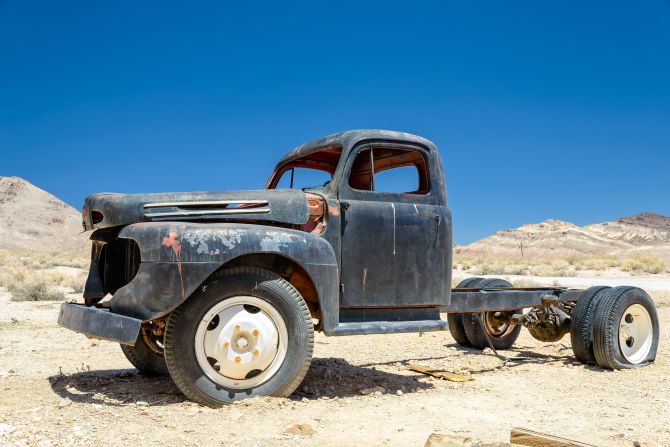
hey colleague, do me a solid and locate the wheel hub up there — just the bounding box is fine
[483,312,513,338]
[194,296,288,388]
[618,304,653,364]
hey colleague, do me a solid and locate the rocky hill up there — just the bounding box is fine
[457,212,670,260]
[0,177,87,254]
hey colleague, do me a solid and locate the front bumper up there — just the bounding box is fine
[57,303,142,345]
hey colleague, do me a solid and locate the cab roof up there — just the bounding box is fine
[276,129,436,167]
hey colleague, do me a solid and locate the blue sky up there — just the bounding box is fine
[1,1,668,244]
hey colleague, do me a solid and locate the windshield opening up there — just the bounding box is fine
[267,144,342,190]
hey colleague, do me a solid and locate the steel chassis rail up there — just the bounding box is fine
[446,287,583,313]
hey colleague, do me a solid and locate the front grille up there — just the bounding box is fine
[100,238,141,295]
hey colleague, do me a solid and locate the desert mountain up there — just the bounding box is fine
[0,176,87,254]
[457,212,670,260]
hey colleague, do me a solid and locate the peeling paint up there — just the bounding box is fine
[196,242,209,255]
[182,228,245,252]
[260,231,294,251]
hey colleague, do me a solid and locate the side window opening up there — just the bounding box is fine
[347,147,429,195]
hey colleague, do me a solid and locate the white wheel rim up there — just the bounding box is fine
[194,296,288,389]
[618,304,653,364]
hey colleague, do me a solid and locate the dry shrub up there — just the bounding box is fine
[7,272,65,301]
[621,254,667,275]
[0,249,84,269]
[0,251,88,300]
[581,255,621,271]
[0,265,37,289]
[455,251,670,276]
[68,272,88,293]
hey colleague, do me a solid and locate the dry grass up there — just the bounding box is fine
[621,254,667,275]
[454,252,668,277]
[0,249,88,270]
[6,274,66,301]
[0,250,88,301]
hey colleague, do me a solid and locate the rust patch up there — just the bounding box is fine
[162,231,185,299]
[328,205,340,216]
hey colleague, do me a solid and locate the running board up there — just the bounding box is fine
[328,319,449,336]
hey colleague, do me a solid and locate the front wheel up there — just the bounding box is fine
[163,267,314,406]
[120,325,168,376]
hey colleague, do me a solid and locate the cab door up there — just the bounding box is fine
[338,143,448,308]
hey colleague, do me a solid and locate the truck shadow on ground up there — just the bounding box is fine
[47,357,434,407]
[436,342,607,373]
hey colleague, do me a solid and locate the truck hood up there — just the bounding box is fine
[82,189,311,231]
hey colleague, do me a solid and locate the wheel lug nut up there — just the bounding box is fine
[223,341,230,349]
[252,329,259,337]
[252,348,259,356]
[234,324,241,331]
[234,356,241,363]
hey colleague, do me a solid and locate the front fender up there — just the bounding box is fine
[108,222,340,332]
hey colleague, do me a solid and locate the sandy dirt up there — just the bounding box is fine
[0,288,668,447]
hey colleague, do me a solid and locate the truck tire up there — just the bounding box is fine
[592,286,659,369]
[120,327,168,376]
[462,278,521,350]
[569,286,610,364]
[163,267,313,406]
[447,277,484,347]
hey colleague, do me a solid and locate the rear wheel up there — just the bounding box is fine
[462,278,521,350]
[163,267,313,406]
[447,277,484,347]
[451,278,521,350]
[592,286,659,369]
[570,286,610,364]
[120,326,168,376]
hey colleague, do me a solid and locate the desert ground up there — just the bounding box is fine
[1,282,669,447]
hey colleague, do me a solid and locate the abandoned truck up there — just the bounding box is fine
[58,130,660,406]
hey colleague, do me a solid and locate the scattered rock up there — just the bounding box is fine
[424,433,510,447]
[57,399,72,408]
[0,423,13,437]
[285,417,317,436]
[359,386,385,395]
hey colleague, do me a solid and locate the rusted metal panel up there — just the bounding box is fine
[82,189,309,231]
[57,303,141,345]
[337,140,451,308]
[109,222,340,332]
